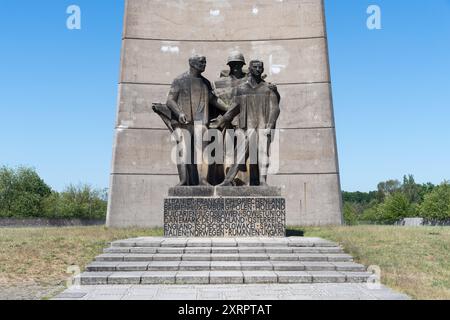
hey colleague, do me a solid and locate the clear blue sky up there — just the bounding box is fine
[0,0,449,192]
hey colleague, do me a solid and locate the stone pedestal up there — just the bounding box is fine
[164,187,286,237]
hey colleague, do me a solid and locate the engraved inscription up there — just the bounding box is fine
[164,197,286,237]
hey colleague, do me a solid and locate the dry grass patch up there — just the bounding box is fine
[298,225,450,300]
[0,226,162,297]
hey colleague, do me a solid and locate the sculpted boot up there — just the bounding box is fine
[176,164,188,186]
[259,175,268,186]
[218,179,234,187]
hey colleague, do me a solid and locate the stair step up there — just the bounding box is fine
[76,271,373,285]
[103,246,344,255]
[95,253,352,263]
[110,237,339,249]
[86,261,362,272]
[82,237,364,286]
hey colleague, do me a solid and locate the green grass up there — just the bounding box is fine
[0,225,448,299]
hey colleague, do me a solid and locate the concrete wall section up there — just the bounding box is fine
[107,173,340,228]
[111,128,338,175]
[124,0,325,41]
[117,83,334,130]
[107,174,179,228]
[120,38,329,85]
[107,0,343,227]
[268,174,342,225]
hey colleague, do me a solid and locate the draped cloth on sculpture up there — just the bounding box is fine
[209,75,247,184]
[220,79,280,185]
[233,80,280,130]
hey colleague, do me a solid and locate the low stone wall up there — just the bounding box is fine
[0,218,105,228]
[422,219,450,226]
[396,218,450,227]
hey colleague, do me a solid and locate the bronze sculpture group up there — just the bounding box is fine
[153,52,280,187]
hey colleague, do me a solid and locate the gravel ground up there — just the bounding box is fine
[0,283,65,300]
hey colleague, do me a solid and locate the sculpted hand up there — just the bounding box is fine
[178,113,188,124]
[263,128,272,137]
[209,116,225,129]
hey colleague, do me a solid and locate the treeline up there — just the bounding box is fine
[0,166,107,219]
[2,166,449,224]
[343,175,450,225]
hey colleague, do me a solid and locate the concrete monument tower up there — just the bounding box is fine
[107,0,343,228]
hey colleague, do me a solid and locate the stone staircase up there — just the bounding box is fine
[76,237,373,285]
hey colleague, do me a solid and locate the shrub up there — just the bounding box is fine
[0,166,51,217]
[0,165,107,219]
[358,193,413,224]
[376,192,414,223]
[43,184,107,219]
[343,202,359,225]
[360,204,381,223]
[419,182,450,220]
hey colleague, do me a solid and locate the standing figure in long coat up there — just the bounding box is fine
[166,55,229,186]
[210,60,281,186]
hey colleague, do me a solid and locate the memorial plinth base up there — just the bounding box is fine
[164,187,286,238]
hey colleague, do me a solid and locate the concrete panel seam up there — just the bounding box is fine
[113,126,336,131]
[110,173,340,176]
[122,36,327,43]
[119,81,332,86]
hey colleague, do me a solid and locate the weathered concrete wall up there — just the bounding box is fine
[107,0,343,227]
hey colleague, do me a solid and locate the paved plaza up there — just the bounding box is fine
[55,283,409,300]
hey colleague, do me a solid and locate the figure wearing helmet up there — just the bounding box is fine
[223,51,247,79]
[209,51,249,185]
[210,60,281,187]
[214,50,280,105]
[213,51,248,109]
[209,52,280,185]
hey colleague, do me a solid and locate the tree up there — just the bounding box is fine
[377,192,414,223]
[419,182,450,220]
[0,166,15,213]
[360,203,380,223]
[43,184,107,219]
[342,191,378,204]
[376,179,401,202]
[0,166,51,217]
[343,202,359,225]
[402,174,422,203]
[418,182,435,202]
